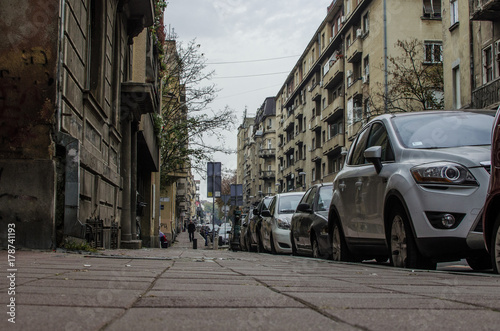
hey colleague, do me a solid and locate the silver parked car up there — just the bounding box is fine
[260,192,305,254]
[329,110,495,270]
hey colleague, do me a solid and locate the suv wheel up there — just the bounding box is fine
[389,205,435,270]
[331,220,352,262]
[491,214,500,273]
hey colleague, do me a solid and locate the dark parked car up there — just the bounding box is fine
[247,196,273,252]
[483,108,500,273]
[290,183,333,258]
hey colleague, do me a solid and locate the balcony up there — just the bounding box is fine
[324,58,344,89]
[259,170,276,180]
[310,147,323,162]
[310,82,322,101]
[472,77,500,108]
[259,148,276,158]
[322,96,345,123]
[323,134,345,156]
[470,0,500,21]
[121,82,158,122]
[346,78,363,99]
[294,159,305,172]
[310,116,322,131]
[346,37,363,63]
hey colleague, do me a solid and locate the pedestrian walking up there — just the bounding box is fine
[187,220,196,242]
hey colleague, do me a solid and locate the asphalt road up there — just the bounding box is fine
[2,232,499,330]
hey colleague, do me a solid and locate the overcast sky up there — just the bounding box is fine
[164,1,331,199]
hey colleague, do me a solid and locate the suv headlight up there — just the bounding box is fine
[411,162,478,186]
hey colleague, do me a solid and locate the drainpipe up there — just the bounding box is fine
[56,0,65,133]
[121,115,133,242]
[383,0,388,113]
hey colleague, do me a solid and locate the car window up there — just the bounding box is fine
[350,126,371,165]
[316,185,333,211]
[366,122,395,162]
[305,186,317,206]
[279,195,303,214]
[392,112,494,149]
[269,196,277,215]
[263,197,272,209]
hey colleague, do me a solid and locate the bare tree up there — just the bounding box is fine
[369,38,444,115]
[159,39,237,184]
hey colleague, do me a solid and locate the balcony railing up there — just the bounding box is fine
[323,96,345,123]
[324,58,344,89]
[470,0,500,21]
[258,148,276,158]
[322,133,345,155]
[472,77,500,109]
[259,170,276,180]
[346,37,363,63]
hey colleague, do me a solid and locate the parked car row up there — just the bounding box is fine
[239,110,500,273]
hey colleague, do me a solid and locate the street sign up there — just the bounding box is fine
[230,184,243,206]
[207,162,221,198]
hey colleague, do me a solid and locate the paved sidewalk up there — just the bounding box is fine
[2,231,500,330]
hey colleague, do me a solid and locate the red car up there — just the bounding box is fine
[483,108,500,273]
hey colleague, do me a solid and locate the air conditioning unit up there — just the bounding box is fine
[319,80,323,87]
[308,85,312,92]
[356,29,363,38]
[329,37,333,43]
[341,16,345,23]
[362,75,369,83]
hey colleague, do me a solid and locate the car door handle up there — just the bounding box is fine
[339,183,346,191]
[355,181,362,189]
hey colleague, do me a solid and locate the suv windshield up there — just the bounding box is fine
[392,112,494,149]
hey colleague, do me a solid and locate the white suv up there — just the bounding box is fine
[328,111,495,270]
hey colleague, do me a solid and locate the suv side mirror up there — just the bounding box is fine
[253,208,260,216]
[296,203,312,213]
[364,146,383,174]
[261,209,272,217]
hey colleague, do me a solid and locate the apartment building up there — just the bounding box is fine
[254,97,277,200]
[469,0,500,109]
[275,0,442,192]
[237,113,257,208]
[0,0,161,249]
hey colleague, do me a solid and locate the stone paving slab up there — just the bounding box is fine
[2,232,500,330]
[105,307,359,331]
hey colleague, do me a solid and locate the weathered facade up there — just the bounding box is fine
[441,0,500,110]
[0,0,161,249]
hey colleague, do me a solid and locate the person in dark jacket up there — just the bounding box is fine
[187,220,196,242]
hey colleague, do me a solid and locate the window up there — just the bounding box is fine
[423,0,441,18]
[346,0,351,15]
[450,0,459,25]
[483,46,493,84]
[363,55,369,82]
[363,12,369,33]
[347,34,352,47]
[424,42,442,63]
[267,139,272,149]
[496,41,500,78]
[88,0,105,100]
